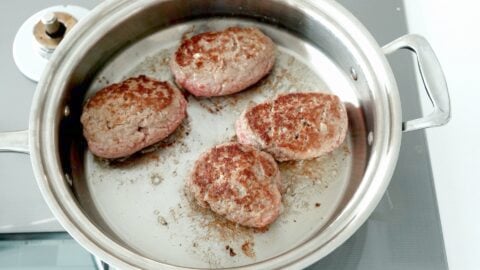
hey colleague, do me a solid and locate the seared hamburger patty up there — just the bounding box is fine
[170,27,276,97]
[236,92,348,161]
[188,143,282,228]
[80,76,187,159]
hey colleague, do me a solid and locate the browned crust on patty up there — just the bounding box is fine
[81,76,187,159]
[85,76,174,111]
[236,92,348,161]
[170,27,276,97]
[188,143,282,228]
[175,27,270,67]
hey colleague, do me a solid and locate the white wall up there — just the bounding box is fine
[403,1,480,269]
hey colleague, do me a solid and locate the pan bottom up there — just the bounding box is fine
[76,18,361,268]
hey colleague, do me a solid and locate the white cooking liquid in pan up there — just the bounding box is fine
[83,19,356,268]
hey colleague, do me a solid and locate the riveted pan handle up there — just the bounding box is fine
[383,34,451,132]
[0,130,29,154]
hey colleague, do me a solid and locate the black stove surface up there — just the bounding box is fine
[0,0,447,269]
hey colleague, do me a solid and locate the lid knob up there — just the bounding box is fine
[41,12,66,38]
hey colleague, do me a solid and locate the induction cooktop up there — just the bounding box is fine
[0,0,448,269]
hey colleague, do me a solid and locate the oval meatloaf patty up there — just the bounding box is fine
[80,76,187,159]
[188,143,282,228]
[236,92,348,161]
[170,27,276,97]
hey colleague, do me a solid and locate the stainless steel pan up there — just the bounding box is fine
[0,0,450,269]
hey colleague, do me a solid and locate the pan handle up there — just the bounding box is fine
[0,130,29,154]
[92,255,110,270]
[383,34,451,132]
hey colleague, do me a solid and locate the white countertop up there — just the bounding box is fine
[404,1,480,269]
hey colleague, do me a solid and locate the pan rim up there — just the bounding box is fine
[29,0,402,269]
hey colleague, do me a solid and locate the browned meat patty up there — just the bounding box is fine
[236,92,348,161]
[80,76,187,159]
[188,143,282,228]
[170,27,276,97]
